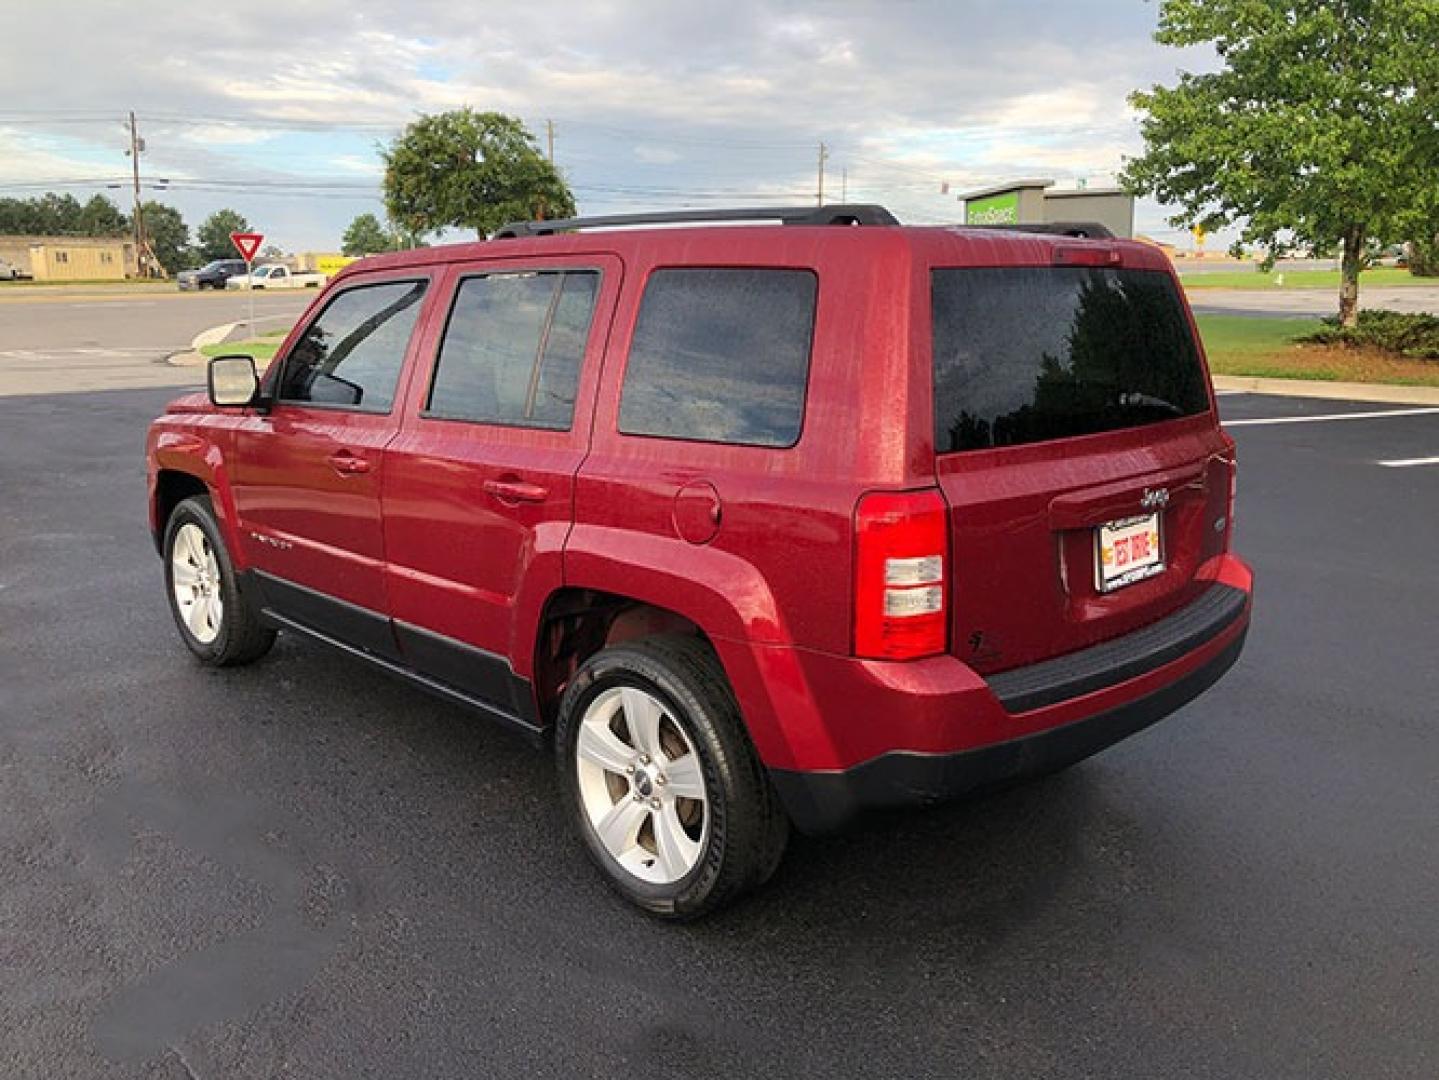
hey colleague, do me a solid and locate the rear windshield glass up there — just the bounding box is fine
[932,267,1209,454]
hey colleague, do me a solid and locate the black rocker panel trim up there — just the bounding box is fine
[392,619,538,723]
[251,570,401,662]
[247,570,540,731]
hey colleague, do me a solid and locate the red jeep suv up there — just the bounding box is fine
[147,206,1252,918]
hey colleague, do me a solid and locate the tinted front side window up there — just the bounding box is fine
[932,267,1209,453]
[278,280,427,411]
[427,270,599,428]
[619,268,817,447]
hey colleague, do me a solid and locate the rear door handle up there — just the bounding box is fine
[483,478,548,504]
[326,450,372,475]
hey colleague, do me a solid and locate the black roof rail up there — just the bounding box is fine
[962,221,1117,239]
[492,204,900,239]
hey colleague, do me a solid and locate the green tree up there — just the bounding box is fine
[1,193,84,234]
[1410,236,1439,277]
[0,193,90,234]
[381,109,575,240]
[1121,0,1439,326]
[140,202,189,274]
[77,195,129,236]
[341,212,395,256]
[195,208,252,262]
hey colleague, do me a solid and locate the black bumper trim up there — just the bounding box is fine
[770,623,1247,835]
[987,584,1248,714]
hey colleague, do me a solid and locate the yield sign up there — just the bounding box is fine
[230,232,264,261]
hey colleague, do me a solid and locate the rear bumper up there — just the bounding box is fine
[758,557,1252,834]
[771,622,1246,833]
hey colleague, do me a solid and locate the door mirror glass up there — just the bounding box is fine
[208,355,260,407]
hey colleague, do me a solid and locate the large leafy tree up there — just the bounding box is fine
[382,109,576,240]
[1121,0,1439,325]
[195,208,252,262]
[0,193,85,234]
[140,202,190,274]
[76,195,129,235]
[341,212,395,256]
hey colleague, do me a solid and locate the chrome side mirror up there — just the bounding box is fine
[207,355,260,408]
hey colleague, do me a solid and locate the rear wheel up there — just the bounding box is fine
[556,635,788,920]
[163,495,275,666]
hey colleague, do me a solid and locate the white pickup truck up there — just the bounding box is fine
[225,264,326,290]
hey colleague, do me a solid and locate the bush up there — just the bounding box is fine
[1409,235,1439,277]
[1298,309,1439,359]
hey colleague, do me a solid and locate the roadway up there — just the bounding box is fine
[1,330,1437,1075]
[1189,284,1439,319]
[0,289,312,395]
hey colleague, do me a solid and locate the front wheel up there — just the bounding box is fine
[555,635,788,920]
[163,495,275,665]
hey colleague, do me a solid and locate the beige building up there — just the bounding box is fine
[0,235,138,281]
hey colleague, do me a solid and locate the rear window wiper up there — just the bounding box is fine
[1115,391,1184,416]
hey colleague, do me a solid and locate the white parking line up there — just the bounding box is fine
[1226,406,1439,427]
[1378,456,1439,468]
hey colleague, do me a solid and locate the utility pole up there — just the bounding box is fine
[546,118,555,163]
[126,111,152,278]
[816,142,829,206]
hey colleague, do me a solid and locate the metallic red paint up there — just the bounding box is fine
[146,222,1252,787]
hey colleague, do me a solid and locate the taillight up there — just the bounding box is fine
[854,489,949,660]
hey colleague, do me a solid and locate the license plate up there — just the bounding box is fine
[1096,513,1163,592]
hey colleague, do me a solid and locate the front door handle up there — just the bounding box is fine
[327,450,372,475]
[483,478,548,504]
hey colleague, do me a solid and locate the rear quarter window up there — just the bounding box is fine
[618,268,817,448]
[932,267,1210,453]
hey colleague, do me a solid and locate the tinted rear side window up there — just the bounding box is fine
[427,270,598,429]
[932,268,1209,453]
[619,268,817,447]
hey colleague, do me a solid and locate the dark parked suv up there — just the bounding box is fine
[176,259,248,291]
[146,206,1253,918]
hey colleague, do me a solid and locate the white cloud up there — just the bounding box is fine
[0,128,120,184]
[0,1,1207,248]
[633,145,681,165]
[177,124,276,147]
[330,154,384,176]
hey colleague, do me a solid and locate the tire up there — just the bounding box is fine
[555,634,789,920]
[162,495,275,666]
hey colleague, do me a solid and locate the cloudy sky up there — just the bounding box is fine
[0,1,1216,253]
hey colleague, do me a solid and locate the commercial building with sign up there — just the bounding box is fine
[296,252,358,276]
[958,179,1136,238]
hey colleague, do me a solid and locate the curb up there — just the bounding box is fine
[167,320,243,367]
[1212,375,1439,406]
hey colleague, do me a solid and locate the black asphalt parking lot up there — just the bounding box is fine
[2,388,1436,1079]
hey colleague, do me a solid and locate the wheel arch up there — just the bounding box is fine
[531,587,709,728]
[149,435,247,569]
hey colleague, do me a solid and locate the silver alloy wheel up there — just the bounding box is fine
[171,521,224,645]
[574,685,709,885]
